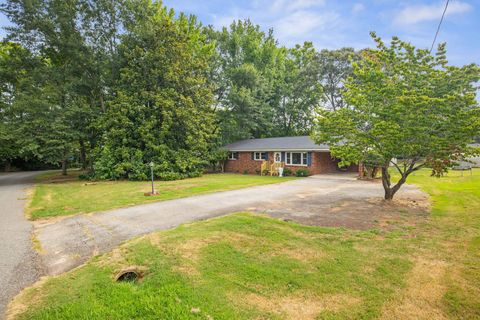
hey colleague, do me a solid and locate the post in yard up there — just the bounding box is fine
[144,161,159,196]
[150,161,155,194]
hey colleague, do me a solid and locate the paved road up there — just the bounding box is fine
[0,172,43,319]
[35,174,425,276]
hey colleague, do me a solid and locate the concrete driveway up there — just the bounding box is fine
[34,174,427,277]
[0,172,43,319]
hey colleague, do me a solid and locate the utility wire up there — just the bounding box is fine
[430,0,450,53]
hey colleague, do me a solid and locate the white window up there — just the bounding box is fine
[228,152,238,160]
[286,152,308,166]
[254,152,267,161]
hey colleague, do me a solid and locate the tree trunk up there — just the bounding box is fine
[384,186,395,200]
[79,139,87,170]
[61,158,67,176]
[100,94,106,113]
[381,165,407,200]
[4,160,11,172]
[88,139,95,171]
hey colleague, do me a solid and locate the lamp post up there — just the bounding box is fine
[149,161,155,194]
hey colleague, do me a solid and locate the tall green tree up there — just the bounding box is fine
[2,0,93,174]
[206,20,284,143]
[75,0,124,169]
[94,1,216,180]
[316,47,358,110]
[0,42,26,170]
[313,33,480,200]
[272,42,322,136]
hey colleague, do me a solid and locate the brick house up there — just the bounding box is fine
[224,136,359,175]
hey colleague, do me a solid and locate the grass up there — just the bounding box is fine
[28,171,298,220]
[10,169,480,319]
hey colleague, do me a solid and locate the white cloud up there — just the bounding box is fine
[210,0,335,45]
[393,1,472,26]
[269,0,326,13]
[352,3,365,14]
[211,14,242,29]
[274,10,340,43]
[286,0,326,11]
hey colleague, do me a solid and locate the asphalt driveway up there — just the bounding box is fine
[0,172,43,319]
[34,174,427,276]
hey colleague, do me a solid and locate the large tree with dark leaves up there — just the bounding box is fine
[94,1,217,180]
[1,0,96,174]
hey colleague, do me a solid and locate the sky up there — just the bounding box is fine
[0,0,479,66]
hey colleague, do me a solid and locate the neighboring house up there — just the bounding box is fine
[223,136,358,175]
[454,143,480,169]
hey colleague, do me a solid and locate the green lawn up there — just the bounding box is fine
[28,172,298,220]
[11,170,480,319]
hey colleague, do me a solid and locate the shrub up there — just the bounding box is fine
[283,167,292,176]
[243,170,249,175]
[78,171,95,181]
[158,170,202,181]
[296,169,310,177]
[157,171,182,181]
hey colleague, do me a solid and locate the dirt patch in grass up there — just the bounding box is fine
[150,229,327,277]
[263,194,430,231]
[150,232,256,276]
[6,277,49,320]
[278,246,327,261]
[36,170,85,184]
[240,293,361,319]
[96,247,130,268]
[31,233,44,254]
[379,256,449,320]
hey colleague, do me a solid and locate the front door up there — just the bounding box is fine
[274,152,281,163]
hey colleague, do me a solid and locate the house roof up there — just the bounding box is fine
[224,136,330,152]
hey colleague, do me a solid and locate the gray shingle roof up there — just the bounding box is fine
[224,136,330,152]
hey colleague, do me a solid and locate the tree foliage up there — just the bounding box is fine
[2,1,477,186]
[206,22,325,143]
[313,33,480,199]
[272,42,323,136]
[316,47,358,111]
[94,2,216,180]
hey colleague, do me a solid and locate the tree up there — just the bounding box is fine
[1,0,126,173]
[313,33,480,200]
[2,0,95,174]
[316,47,358,110]
[0,41,71,171]
[75,0,125,169]
[272,42,322,136]
[206,20,284,143]
[0,42,24,170]
[94,1,217,180]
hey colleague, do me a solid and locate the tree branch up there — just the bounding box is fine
[390,159,404,176]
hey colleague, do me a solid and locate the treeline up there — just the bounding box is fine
[0,0,356,179]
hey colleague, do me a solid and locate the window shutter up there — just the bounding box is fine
[281,152,286,162]
[251,152,254,160]
[307,152,312,166]
[264,152,269,160]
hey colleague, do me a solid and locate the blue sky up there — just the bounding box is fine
[1,0,479,65]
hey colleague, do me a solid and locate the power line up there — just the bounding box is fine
[430,0,450,53]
